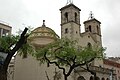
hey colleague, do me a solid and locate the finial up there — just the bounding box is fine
[42,20,46,27]
[66,0,73,5]
[88,11,94,20]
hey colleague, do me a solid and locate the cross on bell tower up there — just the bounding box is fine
[66,0,73,5]
[88,11,94,20]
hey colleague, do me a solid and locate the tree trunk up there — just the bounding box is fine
[0,69,7,80]
[0,28,28,80]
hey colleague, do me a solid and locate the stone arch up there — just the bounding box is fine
[77,76,85,80]
[106,78,109,80]
[101,77,105,80]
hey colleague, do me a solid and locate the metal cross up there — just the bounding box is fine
[88,11,94,20]
[66,0,73,5]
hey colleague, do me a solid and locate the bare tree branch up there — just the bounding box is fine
[44,52,66,76]
[86,63,96,75]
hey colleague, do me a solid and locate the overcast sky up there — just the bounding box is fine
[0,0,120,57]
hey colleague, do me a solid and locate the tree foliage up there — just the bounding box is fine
[35,38,105,80]
[0,35,18,53]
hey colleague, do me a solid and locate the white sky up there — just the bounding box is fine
[0,0,120,57]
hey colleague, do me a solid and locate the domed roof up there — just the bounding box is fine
[29,21,59,39]
[28,20,59,48]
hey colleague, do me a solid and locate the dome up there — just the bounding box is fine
[29,26,59,39]
[28,20,59,48]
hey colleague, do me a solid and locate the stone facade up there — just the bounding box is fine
[13,3,120,80]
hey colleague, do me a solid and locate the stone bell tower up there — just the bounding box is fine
[84,12,102,47]
[60,3,81,40]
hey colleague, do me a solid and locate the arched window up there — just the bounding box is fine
[65,28,68,34]
[106,78,109,80]
[64,12,68,22]
[77,76,85,80]
[88,25,92,32]
[97,25,99,34]
[87,42,92,48]
[75,12,77,22]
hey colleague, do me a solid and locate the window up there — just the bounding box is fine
[64,12,68,22]
[65,28,68,33]
[88,25,92,32]
[75,12,77,22]
[87,42,92,48]
[97,25,99,34]
[2,29,9,36]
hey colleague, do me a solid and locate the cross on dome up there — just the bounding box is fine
[42,20,46,27]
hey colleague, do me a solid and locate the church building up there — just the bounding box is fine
[12,2,118,80]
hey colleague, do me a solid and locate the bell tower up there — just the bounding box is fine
[84,11,102,46]
[60,3,81,39]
